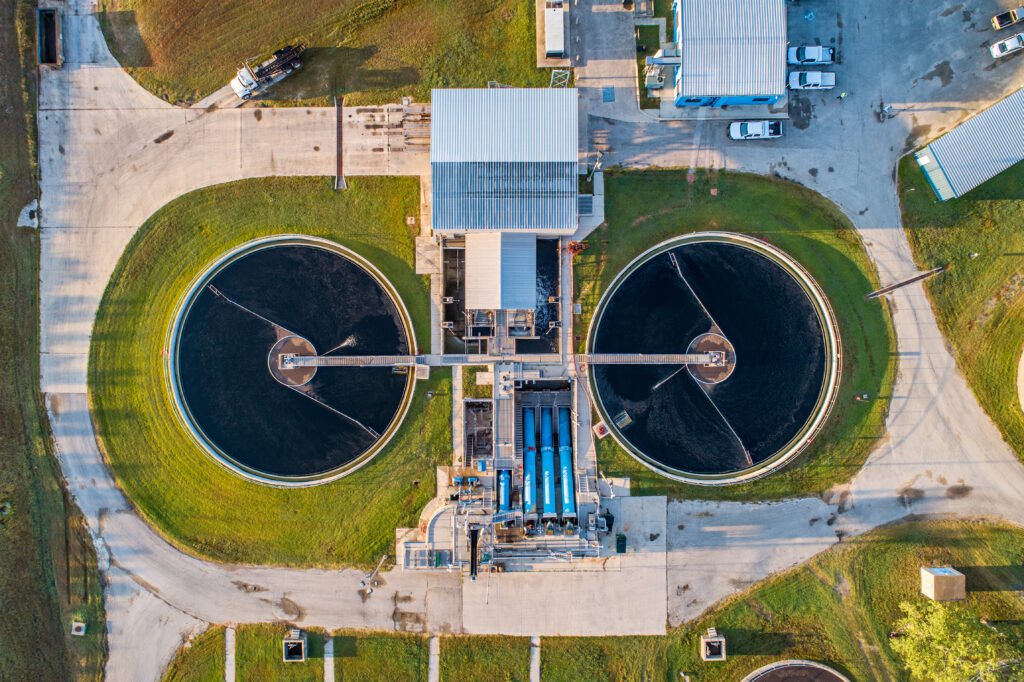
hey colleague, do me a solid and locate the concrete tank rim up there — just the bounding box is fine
[164,234,417,488]
[738,659,851,682]
[584,231,843,486]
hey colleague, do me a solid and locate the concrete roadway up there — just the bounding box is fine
[37,0,1024,679]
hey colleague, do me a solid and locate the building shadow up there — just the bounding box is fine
[96,10,152,67]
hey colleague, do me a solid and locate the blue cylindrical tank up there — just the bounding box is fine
[558,407,577,518]
[523,408,537,514]
[541,408,556,518]
[498,470,511,512]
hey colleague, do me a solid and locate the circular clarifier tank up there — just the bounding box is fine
[168,236,415,486]
[588,232,841,485]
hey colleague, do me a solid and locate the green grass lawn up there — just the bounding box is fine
[542,520,1024,681]
[163,627,225,682]
[100,0,549,106]
[236,624,326,681]
[0,0,106,678]
[576,170,895,501]
[89,177,451,567]
[440,636,531,682]
[333,630,428,681]
[635,24,661,111]
[462,365,492,400]
[899,157,1024,463]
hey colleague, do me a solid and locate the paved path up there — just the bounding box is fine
[323,635,334,682]
[225,627,236,682]
[428,636,440,682]
[37,0,1024,679]
[530,636,541,682]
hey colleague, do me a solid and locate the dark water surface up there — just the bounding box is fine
[177,245,410,477]
[592,241,826,475]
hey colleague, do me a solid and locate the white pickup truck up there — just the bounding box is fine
[788,71,837,90]
[728,120,782,140]
[787,45,835,65]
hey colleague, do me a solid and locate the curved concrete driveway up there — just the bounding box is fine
[40,0,1024,679]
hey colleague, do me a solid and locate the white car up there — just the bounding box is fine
[787,45,835,65]
[990,32,1024,59]
[788,71,837,90]
[728,120,782,140]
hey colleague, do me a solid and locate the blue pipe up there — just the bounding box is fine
[498,470,511,512]
[541,408,556,518]
[523,408,537,515]
[558,407,577,518]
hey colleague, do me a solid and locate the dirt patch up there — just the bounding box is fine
[677,523,685,530]
[902,123,933,153]
[649,532,660,541]
[253,109,262,122]
[836,574,852,597]
[392,608,426,632]
[153,130,174,144]
[232,580,266,593]
[897,486,925,507]
[276,596,304,620]
[946,483,973,499]
[808,168,818,178]
[394,592,415,603]
[940,4,963,17]
[676,584,690,595]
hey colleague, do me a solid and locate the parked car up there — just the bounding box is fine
[788,71,837,90]
[991,7,1024,30]
[787,45,835,65]
[728,120,782,140]
[990,32,1024,58]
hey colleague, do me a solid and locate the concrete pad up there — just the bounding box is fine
[666,499,839,626]
[463,497,668,636]
[104,565,204,682]
[461,549,667,635]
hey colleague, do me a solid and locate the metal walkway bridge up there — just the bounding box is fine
[280,353,719,368]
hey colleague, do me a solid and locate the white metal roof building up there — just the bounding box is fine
[914,86,1024,201]
[464,233,537,310]
[673,0,787,107]
[430,88,578,233]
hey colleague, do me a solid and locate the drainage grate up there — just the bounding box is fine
[578,195,594,216]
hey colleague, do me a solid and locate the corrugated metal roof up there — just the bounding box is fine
[431,88,577,163]
[918,86,1024,200]
[465,233,537,310]
[431,88,579,233]
[432,161,577,232]
[676,0,787,98]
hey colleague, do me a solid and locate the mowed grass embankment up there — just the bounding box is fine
[542,520,1024,681]
[0,0,106,678]
[162,627,225,682]
[100,0,548,105]
[89,177,451,567]
[900,156,1024,461]
[575,170,895,501]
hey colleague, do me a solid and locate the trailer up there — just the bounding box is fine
[38,9,62,67]
[230,44,305,100]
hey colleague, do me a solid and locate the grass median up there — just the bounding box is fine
[89,176,450,567]
[899,156,1024,462]
[100,0,548,106]
[575,170,895,501]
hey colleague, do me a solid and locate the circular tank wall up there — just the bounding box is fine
[588,232,841,485]
[168,236,415,486]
